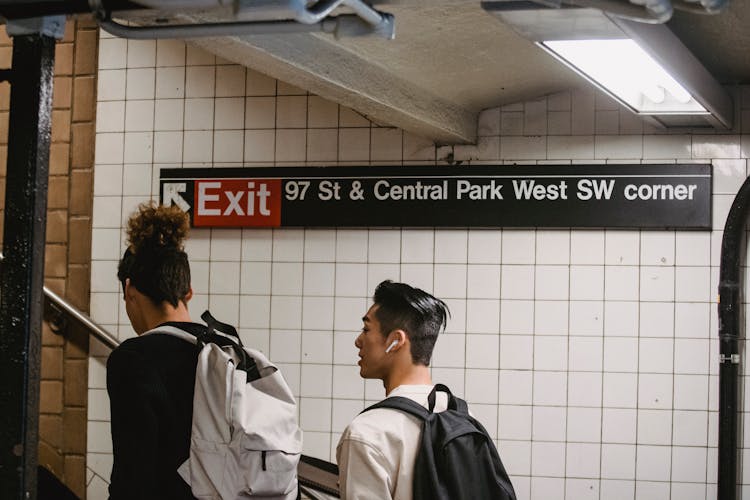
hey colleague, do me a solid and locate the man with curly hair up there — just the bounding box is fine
[107,203,201,500]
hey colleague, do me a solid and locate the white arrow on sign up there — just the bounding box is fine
[163,182,191,212]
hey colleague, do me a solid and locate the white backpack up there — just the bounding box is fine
[146,311,302,500]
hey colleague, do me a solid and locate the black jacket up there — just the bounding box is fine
[107,322,205,500]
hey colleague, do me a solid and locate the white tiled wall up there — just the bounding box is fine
[88,30,750,499]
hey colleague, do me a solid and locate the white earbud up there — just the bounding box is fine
[385,340,398,353]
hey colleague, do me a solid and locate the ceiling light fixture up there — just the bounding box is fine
[482,1,733,129]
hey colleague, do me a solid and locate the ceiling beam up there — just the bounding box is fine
[191,32,477,144]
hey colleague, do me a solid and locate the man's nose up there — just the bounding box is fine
[354,334,362,348]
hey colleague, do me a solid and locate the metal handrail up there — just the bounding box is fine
[43,286,119,350]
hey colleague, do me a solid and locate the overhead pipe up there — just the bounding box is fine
[673,0,730,14]
[717,175,750,500]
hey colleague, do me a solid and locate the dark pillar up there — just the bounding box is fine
[0,16,63,500]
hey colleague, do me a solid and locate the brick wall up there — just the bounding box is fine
[0,15,98,498]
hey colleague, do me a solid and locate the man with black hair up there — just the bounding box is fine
[336,280,450,500]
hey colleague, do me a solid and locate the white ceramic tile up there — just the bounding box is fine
[124,100,154,132]
[91,228,121,260]
[638,373,673,409]
[672,410,708,446]
[692,134,741,158]
[98,69,127,101]
[125,68,155,100]
[434,230,468,263]
[442,298,466,334]
[331,399,364,433]
[336,230,368,262]
[604,231,640,265]
[595,135,643,159]
[498,370,533,405]
[639,266,676,306]
[306,128,338,161]
[213,130,244,163]
[367,229,400,263]
[182,130,212,163]
[674,374,709,410]
[603,301,638,337]
[533,371,567,406]
[568,371,602,407]
[501,300,534,334]
[466,299,500,334]
[299,397,332,432]
[273,229,304,261]
[243,129,275,162]
[500,335,533,370]
[534,301,568,336]
[301,297,334,331]
[531,442,565,477]
[93,163,123,196]
[603,337,638,373]
[639,302,674,338]
[602,408,637,444]
[334,263,367,297]
[601,444,636,479]
[500,265,534,299]
[300,364,332,398]
[430,369,465,399]
[675,266,711,302]
[675,231,711,266]
[215,65,246,97]
[238,295,270,328]
[467,265,501,299]
[122,163,152,196]
[94,133,125,165]
[464,230,501,264]
[534,335,567,371]
[275,129,306,162]
[92,195,122,228]
[640,232,675,266]
[635,445,671,481]
[602,373,638,408]
[532,406,566,441]
[403,132,436,161]
[154,100,184,133]
[185,66,215,98]
[433,264,466,299]
[400,230,434,263]
[91,260,120,293]
[464,369,498,404]
[155,67,185,99]
[637,409,673,446]
[534,265,568,300]
[535,231,569,264]
[499,404,532,440]
[569,337,602,371]
[301,262,334,296]
[547,135,594,159]
[246,68,276,96]
[604,266,638,301]
[276,96,307,128]
[674,338,709,374]
[569,266,604,300]
[126,39,155,68]
[155,39,185,67]
[183,98,214,130]
[566,442,600,477]
[500,111,522,136]
[333,297,367,331]
[338,128,370,162]
[214,97,244,130]
[245,96,276,129]
[271,262,303,295]
[567,406,601,442]
[501,136,546,160]
[96,101,125,133]
[98,38,127,70]
[332,365,364,398]
[431,333,465,368]
[270,296,303,330]
[643,135,692,159]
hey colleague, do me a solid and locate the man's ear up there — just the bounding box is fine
[386,329,407,351]
[184,287,193,303]
[124,278,134,301]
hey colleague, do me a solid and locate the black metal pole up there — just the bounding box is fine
[0,31,56,500]
[717,175,750,500]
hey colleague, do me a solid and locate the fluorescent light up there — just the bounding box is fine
[540,38,708,114]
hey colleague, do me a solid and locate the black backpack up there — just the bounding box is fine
[364,383,517,500]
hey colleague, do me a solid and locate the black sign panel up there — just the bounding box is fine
[159,164,712,229]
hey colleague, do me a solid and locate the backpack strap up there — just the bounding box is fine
[429,383,469,415]
[201,310,241,344]
[362,395,431,421]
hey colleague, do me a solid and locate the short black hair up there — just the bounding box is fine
[372,280,449,366]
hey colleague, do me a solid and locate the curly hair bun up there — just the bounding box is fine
[126,202,190,254]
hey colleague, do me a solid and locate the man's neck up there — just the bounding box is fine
[384,364,432,395]
[140,300,192,333]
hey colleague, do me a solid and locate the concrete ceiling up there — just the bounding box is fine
[135,0,750,144]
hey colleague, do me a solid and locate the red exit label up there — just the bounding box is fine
[193,179,281,227]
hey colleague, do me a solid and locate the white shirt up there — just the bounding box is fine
[336,385,448,500]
